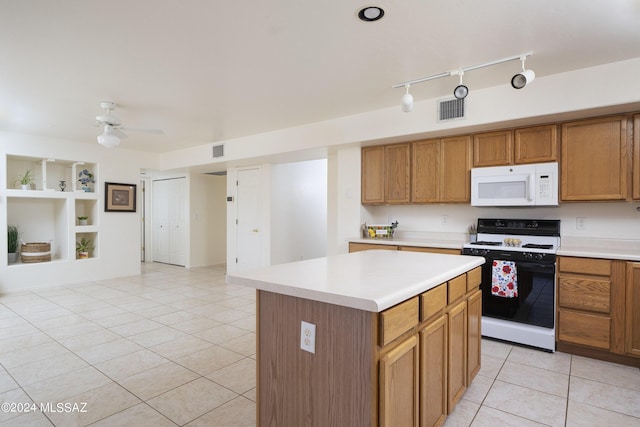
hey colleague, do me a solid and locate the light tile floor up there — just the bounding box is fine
[0,263,638,426]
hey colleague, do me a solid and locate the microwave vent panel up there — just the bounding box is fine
[437,97,465,122]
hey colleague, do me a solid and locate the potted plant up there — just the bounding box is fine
[77,216,89,226]
[7,225,18,264]
[78,169,95,192]
[15,170,34,190]
[76,237,94,259]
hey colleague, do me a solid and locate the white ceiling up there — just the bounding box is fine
[1,0,639,153]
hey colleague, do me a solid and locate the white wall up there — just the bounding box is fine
[0,132,158,292]
[271,159,327,264]
[363,202,640,242]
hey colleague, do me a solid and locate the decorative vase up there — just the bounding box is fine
[78,219,88,226]
[21,184,29,190]
[82,186,92,192]
[8,253,18,264]
[59,180,66,192]
[78,251,89,259]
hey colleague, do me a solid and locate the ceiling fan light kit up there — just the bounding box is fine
[393,52,534,112]
[94,101,164,147]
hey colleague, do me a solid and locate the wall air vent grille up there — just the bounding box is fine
[212,144,224,158]
[437,97,465,122]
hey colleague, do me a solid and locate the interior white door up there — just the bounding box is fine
[152,177,187,266]
[236,168,261,271]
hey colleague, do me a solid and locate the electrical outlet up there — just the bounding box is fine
[576,217,586,230]
[300,321,316,353]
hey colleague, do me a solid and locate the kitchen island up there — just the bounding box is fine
[227,250,485,427]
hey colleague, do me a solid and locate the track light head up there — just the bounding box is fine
[511,56,535,89]
[453,70,468,99]
[401,85,413,112]
[511,69,535,89]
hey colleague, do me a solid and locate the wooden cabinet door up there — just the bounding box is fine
[411,139,440,203]
[349,242,398,253]
[626,262,640,357]
[634,115,640,200]
[419,315,447,427]
[447,299,467,412]
[385,143,411,204]
[379,335,419,427]
[561,116,629,201]
[466,289,482,384]
[362,146,385,204]
[472,130,513,167]
[514,124,558,164]
[440,136,471,202]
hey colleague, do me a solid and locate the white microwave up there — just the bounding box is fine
[471,162,558,207]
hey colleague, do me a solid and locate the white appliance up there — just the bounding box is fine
[471,162,558,207]
[462,219,561,352]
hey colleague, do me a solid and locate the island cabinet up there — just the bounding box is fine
[411,136,471,203]
[557,256,640,367]
[233,250,485,427]
[561,116,630,201]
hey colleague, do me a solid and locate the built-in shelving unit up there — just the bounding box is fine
[4,155,100,266]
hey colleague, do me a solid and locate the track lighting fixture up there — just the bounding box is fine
[401,85,414,112]
[393,52,533,112]
[511,56,535,89]
[97,125,120,148]
[453,70,468,99]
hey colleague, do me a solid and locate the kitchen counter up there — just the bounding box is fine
[558,237,640,261]
[348,236,466,250]
[227,250,484,426]
[226,250,484,312]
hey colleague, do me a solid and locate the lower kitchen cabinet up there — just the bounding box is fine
[466,289,482,383]
[420,315,447,427]
[626,262,640,357]
[379,335,419,427]
[557,256,638,367]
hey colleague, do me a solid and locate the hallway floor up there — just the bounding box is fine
[0,263,639,426]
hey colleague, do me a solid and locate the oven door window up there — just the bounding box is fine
[482,259,555,328]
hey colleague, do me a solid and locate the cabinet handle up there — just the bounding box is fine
[252,228,259,232]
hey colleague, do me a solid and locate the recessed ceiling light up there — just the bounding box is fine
[358,6,384,22]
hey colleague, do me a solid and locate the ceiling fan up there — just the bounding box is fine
[95,101,163,148]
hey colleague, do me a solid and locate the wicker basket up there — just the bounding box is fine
[20,242,51,263]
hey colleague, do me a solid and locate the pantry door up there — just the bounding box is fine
[236,168,262,271]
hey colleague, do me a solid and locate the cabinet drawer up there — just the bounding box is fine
[349,242,398,253]
[558,276,611,313]
[448,274,467,303]
[558,309,610,350]
[380,297,419,346]
[467,267,482,292]
[559,257,611,276]
[420,284,447,321]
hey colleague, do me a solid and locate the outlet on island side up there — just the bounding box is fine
[300,321,316,354]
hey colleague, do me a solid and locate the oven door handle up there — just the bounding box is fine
[513,261,556,272]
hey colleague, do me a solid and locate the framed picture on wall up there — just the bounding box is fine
[105,182,136,212]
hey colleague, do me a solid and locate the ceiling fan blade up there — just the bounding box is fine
[120,126,164,135]
[111,128,128,139]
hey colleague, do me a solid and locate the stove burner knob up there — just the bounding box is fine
[523,252,532,259]
[535,253,544,260]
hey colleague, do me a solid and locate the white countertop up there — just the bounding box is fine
[226,250,485,312]
[558,237,640,261]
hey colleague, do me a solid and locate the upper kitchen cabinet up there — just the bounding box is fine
[412,136,471,203]
[361,146,385,204]
[361,143,410,205]
[472,130,513,167]
[385,143,411,204]
[633,115,640,200]
[561,116,630,201]
[514,124,559,164]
